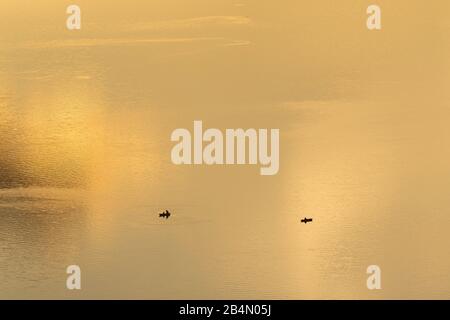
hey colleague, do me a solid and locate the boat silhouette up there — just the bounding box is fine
[159,210,171,219]
[301,217,313,224]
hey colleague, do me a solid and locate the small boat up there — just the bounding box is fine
[159,210,171,219]
[301,217,313,224]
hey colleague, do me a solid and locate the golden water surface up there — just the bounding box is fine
[0,0,449,299]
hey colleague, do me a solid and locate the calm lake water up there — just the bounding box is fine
[1,0,450,299]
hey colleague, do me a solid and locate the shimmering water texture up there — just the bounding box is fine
[0,0,450,299]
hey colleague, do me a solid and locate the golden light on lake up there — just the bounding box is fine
[0,0,450,299]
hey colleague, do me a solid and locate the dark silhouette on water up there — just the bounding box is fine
[159,210,171,219]
[301,217,313,224]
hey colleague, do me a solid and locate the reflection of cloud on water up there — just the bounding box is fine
[126,16,253,31]
[0,187,86,213]
[16,37,224,50]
